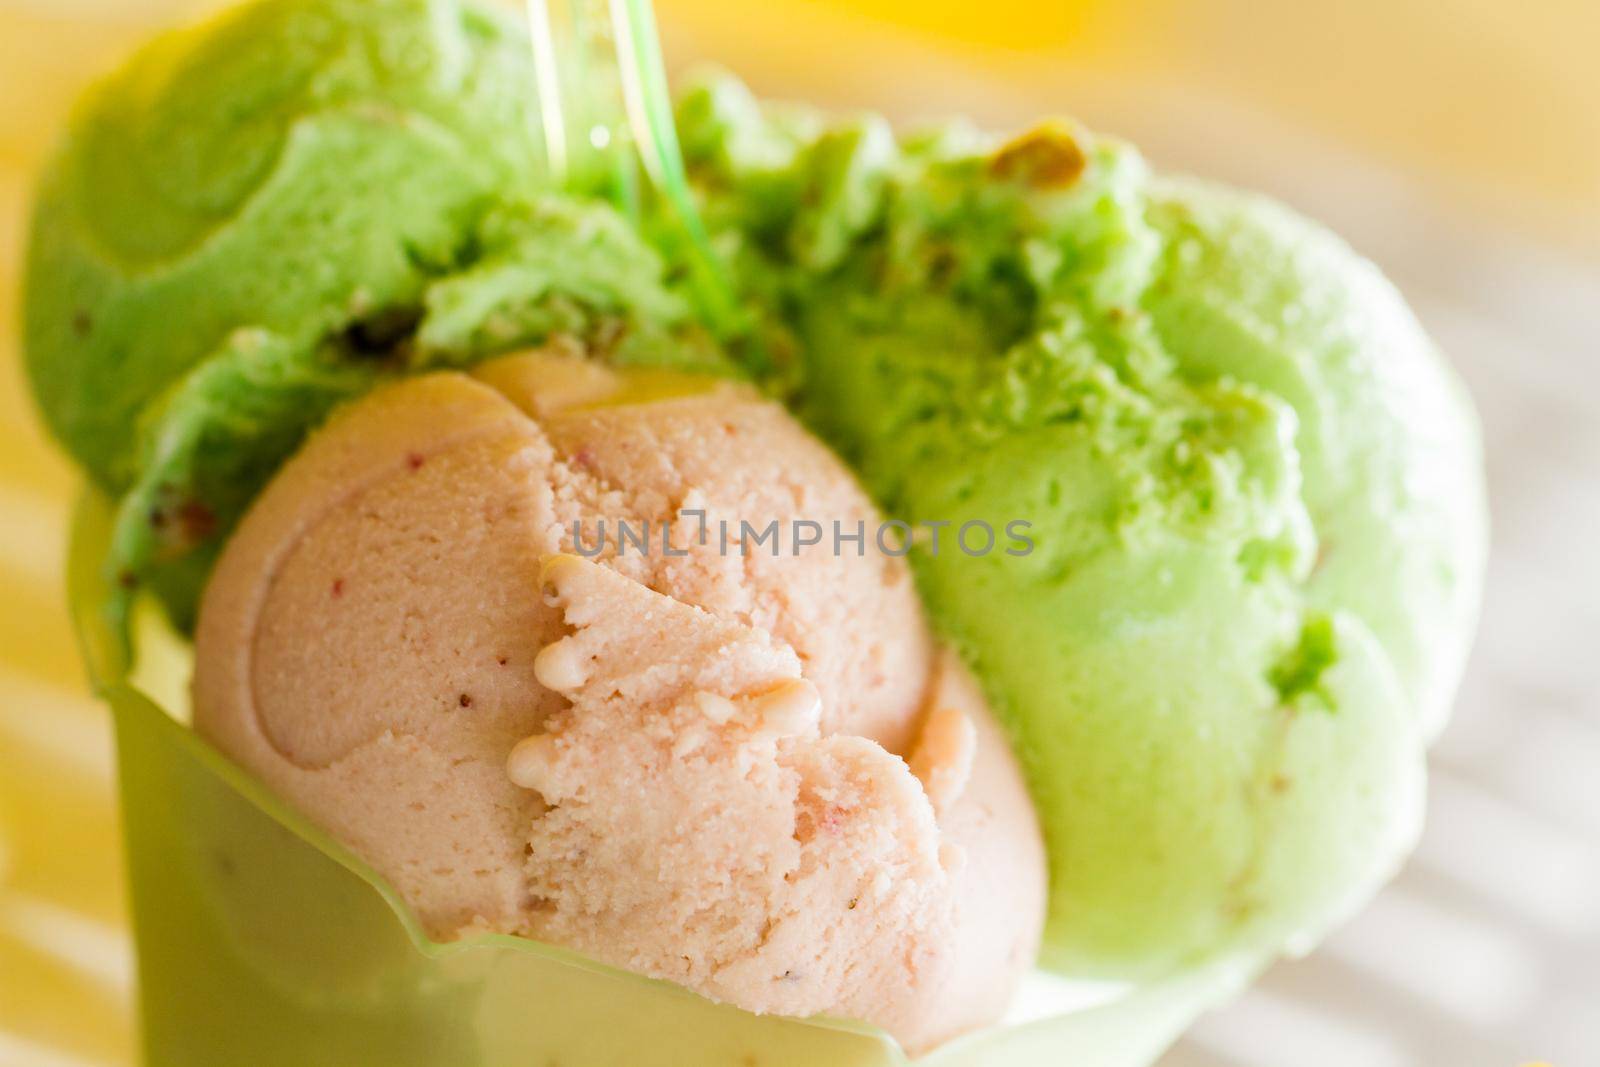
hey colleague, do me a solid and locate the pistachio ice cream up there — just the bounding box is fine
[678,82,1484,973]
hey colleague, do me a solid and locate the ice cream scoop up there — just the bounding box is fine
[192,359,1046,1051]
[679,82,1485,976]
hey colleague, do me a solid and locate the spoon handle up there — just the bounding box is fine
[527,0,738,333]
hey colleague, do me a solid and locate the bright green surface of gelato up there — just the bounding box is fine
[25,0,718,627]
[678,80,1484,975]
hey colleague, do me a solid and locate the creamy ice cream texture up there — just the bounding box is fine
[193,356,1046,1051]
[680,88,1485,973]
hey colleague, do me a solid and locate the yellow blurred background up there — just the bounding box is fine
[661,0,1600,252]
[1,1,1596,1065]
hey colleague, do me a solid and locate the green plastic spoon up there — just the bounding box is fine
[526,0,739,335]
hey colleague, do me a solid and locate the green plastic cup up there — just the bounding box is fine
[68,491,1252,1066]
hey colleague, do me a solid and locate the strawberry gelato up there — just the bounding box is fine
[193,354,1045,1051]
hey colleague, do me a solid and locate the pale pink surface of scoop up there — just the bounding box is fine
[192,357,1045,1052]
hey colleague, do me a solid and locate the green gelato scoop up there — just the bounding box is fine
[678,82,1486,975]
[24,0,721,628]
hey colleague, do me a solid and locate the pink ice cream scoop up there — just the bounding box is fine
[193,353,1046,1052]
